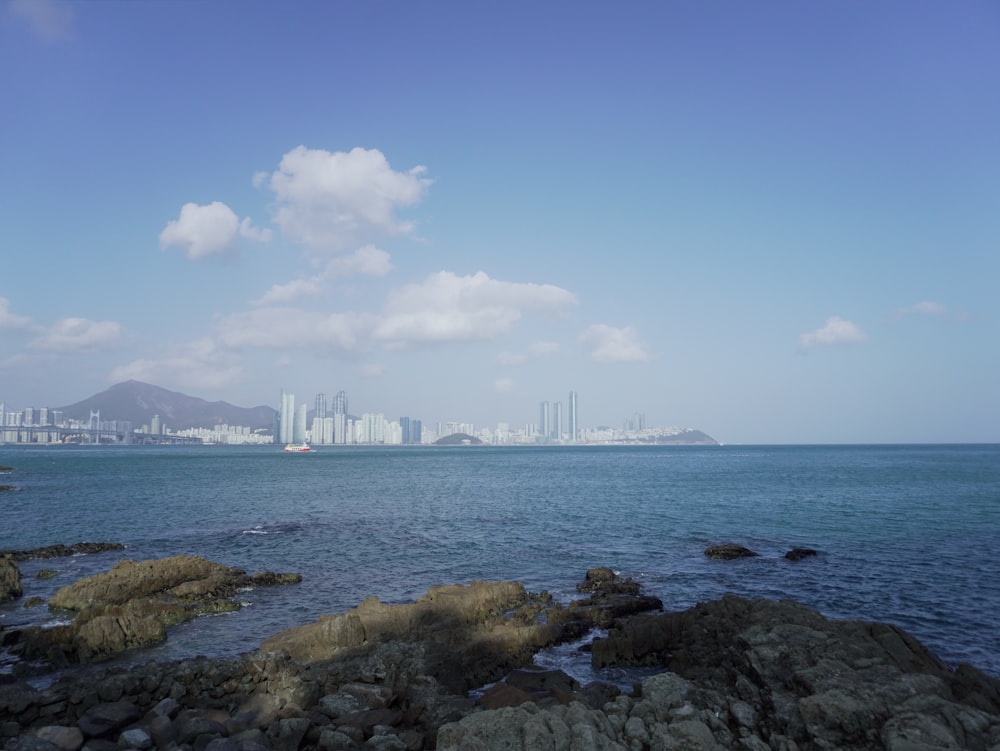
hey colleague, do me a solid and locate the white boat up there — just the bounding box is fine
[283,443,312,453]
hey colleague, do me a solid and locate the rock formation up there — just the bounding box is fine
[704,544,759,560]
[4,554,301,666]
[1,567,999,750]
[0,558,22,603]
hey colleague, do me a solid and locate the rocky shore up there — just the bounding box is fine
[1,550,999,750]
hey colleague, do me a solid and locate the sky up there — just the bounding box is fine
[1,0,998,444]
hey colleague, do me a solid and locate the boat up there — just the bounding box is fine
[283,443,312,453]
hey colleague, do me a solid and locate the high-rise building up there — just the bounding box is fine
[333,390,348,444]
[568,391,578,442]
[279,391,295,443]
[294,404,307,444]
[411,419,422,444]
[311,393,331,443]
[552,401,563,440]
[359,413,385,444]
[400,416,411,444]
[539,401,550,440]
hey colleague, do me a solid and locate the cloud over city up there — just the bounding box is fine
[251,246,394,306]
[261,146,431,255]
[374,271,577,347]
[110,338,244,391]
[29,317,123,352]
[580,324,651,363]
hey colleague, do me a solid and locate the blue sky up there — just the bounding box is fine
[1,0,998,443]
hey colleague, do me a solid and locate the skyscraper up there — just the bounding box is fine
[568,391,578,442]
[311,393,331,443]
[539,401,550,441]
[279,391,294,444]
[552,401,563,440]
[333,390,348,444]
[294,404,307,444]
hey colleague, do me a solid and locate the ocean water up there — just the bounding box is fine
[1,443,998,682]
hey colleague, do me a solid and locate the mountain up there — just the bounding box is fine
[57,381,277,431]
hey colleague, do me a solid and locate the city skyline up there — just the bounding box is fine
[1,384,675,446]
[2,2,998,444]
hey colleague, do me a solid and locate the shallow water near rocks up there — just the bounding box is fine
[1,443,998,681]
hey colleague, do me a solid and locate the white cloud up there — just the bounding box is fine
[160,202,238,259]
[798,316,867,350]
[494,377,514,393]
[891,301,948,321]
[265,146,430,253]
[216,307,375,352]
[374,271,577,347]
[580,324,651,363]
[29,317,123,352]
[360,363,385,377]
[252,278,326,306]
[0,297,33,330]
[160,202,268,260]
[324,245,393,278]
[251,246,393,306]
[110,338,243,391]
[10,0,73,41]
[239,217,272,243]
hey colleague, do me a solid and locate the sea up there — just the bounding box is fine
[1,443,998,685]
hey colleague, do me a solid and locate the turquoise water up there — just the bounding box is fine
[1,444,998,678]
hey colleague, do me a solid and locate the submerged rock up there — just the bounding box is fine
[0,542,126,561]
[785,546,819,561]
[704,543,759,560]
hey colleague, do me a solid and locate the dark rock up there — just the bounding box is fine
[265,717,311,751]
[704,543,759,560]
[33,725,83,751]
[175,714,229,745]
[1,558,23,603]
[116,726,152,749]
[0,544,126,562]
[475,683,534,709]
[2,571,999,751]
[504,667,577,696]
[76,701,141,737]
[4,737,63,751]
[576,567,640,596]
[334,708,403,735]
[785,547,818,561]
